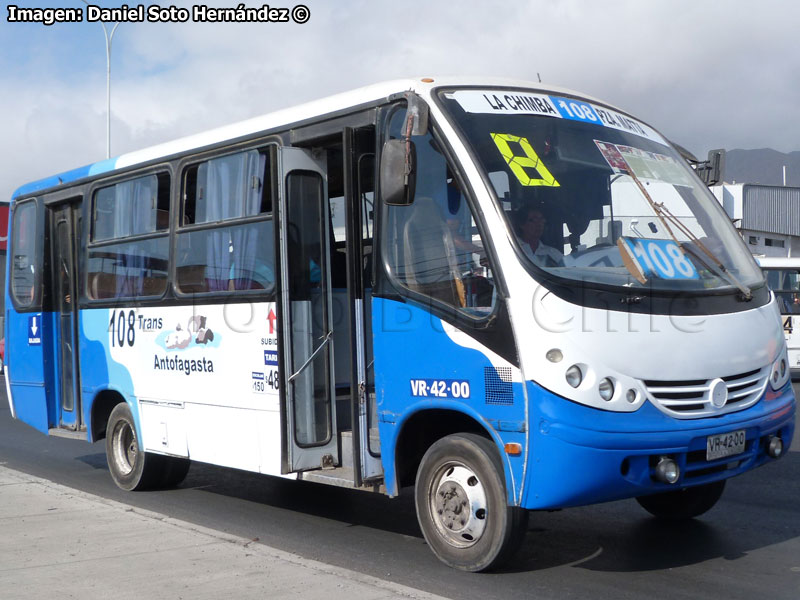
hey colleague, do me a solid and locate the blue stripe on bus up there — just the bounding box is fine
[79,308,140,442]
[5,305,141,440]
[12,158,118,200]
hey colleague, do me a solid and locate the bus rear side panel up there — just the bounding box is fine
[5,306,54,433]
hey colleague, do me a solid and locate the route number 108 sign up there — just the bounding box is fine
[618,237,699,281]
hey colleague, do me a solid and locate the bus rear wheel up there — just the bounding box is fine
[415,433,528,572]
[106,403,164,491]
[159,456,191,488]
[636,480,726,520]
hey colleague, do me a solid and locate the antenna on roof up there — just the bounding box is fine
[537,72,542,83]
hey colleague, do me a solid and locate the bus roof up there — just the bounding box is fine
[755,256,800,268]
[11,76,612,201]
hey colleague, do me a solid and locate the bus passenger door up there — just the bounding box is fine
[278,147,339,471]
[49,203,82,431]
[343,127,383,482]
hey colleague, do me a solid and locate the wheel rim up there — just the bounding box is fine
[429,463,488,548]
[111,419,137,476]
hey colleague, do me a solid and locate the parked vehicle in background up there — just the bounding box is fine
[758,257,800,378]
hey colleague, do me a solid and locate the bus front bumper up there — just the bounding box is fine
[520,382,795,510]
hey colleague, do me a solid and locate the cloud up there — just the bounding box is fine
[2,0,800,204]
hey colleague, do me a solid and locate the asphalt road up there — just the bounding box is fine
[1,376,798,600]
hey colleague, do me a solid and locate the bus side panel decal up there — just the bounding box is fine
[81,303,283,475]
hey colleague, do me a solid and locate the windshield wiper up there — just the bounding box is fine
[679,242,751,299]
[623,169,752,300]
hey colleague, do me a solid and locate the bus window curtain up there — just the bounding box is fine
[199,150,264,291]
[202,159,232,291]
[114,176,156,296]
[231,152,265,289]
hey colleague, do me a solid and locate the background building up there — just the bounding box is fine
[712,183,800,258]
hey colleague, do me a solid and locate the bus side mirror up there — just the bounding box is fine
[703,149,725,186]
[695,149,725,187]
[380,138,416,206]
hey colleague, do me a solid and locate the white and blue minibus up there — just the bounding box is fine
[5,78,795,571]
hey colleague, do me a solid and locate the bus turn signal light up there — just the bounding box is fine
[505,443,522,456]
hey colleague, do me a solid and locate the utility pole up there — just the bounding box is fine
[79,0,121,159]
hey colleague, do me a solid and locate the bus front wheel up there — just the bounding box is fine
[415,433,528,572]
[636,480,726,520]
[106,403,163,491]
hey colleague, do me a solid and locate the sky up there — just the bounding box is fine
[2,0,799,202]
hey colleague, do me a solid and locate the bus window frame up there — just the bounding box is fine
[375,102,507,332]
[172,143,278,301]
[283,167,335,450]
[91,172,171,242]
[84,167,174,304]
[9,197,45,313]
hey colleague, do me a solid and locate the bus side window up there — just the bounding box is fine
[381,111,495,315]
[767,269,800,315]
[10,200,40,309]
[766,270,781,289]
[88,173,171,300]
[176,149,274,294]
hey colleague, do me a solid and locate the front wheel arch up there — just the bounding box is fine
[393,408,511,493]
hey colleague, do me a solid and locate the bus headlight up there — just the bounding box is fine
[556,363,643,413]
[770,350,791,391]
[598,378,615,401]
[566,365,583,388]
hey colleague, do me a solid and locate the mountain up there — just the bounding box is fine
[722,149,800,187]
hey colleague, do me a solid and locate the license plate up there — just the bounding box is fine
[706,430,746,461]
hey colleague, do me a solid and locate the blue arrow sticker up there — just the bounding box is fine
[28,315,42,345]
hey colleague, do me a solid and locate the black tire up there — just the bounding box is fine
[159,456,191,488]
[415,433,528,572]
[636,480,726,520]
[105,403,164,491]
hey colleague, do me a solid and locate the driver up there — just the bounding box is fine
[513,205,564,268]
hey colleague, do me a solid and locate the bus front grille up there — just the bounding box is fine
[643,366,769,418]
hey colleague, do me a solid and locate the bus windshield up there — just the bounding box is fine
[439,88,763,294]
[765,266,800,314]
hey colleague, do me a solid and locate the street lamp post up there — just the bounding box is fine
[79,0,120,159]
